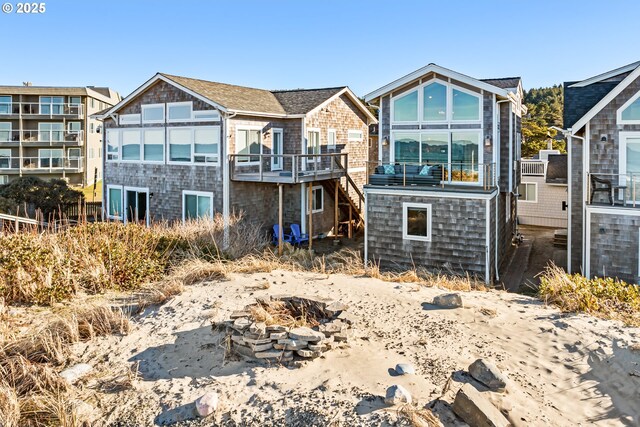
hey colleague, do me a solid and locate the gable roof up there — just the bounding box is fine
[566,62,640,131]
[545,154,567,185]
[95,73,376,122]
[363,63,513,102]
[567,61,640,88]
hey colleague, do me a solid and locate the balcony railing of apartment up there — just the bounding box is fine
[521,159,546,176]
[0,102,84,118]
[229,153,349,184]
[0,130,84,145]
[0,156,84,172]
[587,172,640,207]
[367,161,497,191]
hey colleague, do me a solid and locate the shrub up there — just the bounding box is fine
[539,264,640,326]
[0,176,83,218]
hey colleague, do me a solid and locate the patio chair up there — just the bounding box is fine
[290,223,309,246]
[272,224,293,245]
[590,175,613,205]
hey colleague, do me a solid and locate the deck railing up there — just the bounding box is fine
[0,130,84,144]
[367,161,497,190]
[0,156,84,172]
[229,153,349,183]
[0,102,84,117]
[521,159,546,176]
[587,172,640,207]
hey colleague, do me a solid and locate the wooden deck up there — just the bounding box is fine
[231,169,346,184]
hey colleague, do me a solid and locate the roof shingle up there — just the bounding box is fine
[480,77,521,89]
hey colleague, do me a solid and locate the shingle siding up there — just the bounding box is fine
[588,211,640,283]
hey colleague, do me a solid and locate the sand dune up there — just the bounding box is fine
[74,270,640,426]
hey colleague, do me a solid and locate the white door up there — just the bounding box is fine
[272,128,283,171]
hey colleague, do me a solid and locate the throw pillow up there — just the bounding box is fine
[419,165,431,176]
[383,165,395,175]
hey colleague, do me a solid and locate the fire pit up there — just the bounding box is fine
[222,295,354,364]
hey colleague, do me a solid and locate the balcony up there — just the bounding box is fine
[367,161,497,192]
[587,173,640,208]
[0,102,84,118]
[0,156,84,173]
[229,153,348,184]
[521,159,546,176]
[0,130,84,145]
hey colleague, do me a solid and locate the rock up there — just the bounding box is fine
[243,332,271,344]
[296,349,321,358]
[72,400,100,424]
[325,301,349,315]
[269,332,288,340]
[232,343,255,358]
[230,311,250,319]
[384,385,412,405]
[59,364,93,384]
[319,320,345,336]
[230,335,246,344]
[266,324,288,332]
[273,343,285,350]
[468,359,508,392]
[288,327,325,342]
[337,311,356,325]
[334,332,349,342]
[232,317,252,330]
[452,383,510,427]
[195,391,218,418]
[249,342,273,352]
[395,363,416,375]
[308,343,327,352]
[254,349,285,359]
[432,293,463,308]
[249,322,267,335]
[284,340,308,351]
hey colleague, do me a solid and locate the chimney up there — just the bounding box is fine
[22,82,32,87]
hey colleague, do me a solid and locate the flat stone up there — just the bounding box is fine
[325,301,349,315]
[266,324,288,332]
[269,332,288,340]
[232,317,252,330]
[273,343,285,350]
[285,340,308,351]
[289,327,325,342]
[195,391,218,417]
[232,343,255,358]
[59,364,93,384]
[319,320,345,336]
[249,322,267,335]
[230,335,246,345]
[384,385,412,405]
[308,343,326,352]
[230,311,250,319]
[243,336,272,345]
[337,311,356,325]
[468,359,508,392]
[294,295,332,309]
[395,363,416,375]
[255,349,286,359]
[432,293,463,308]
[296,349,321,358]
[334,332,349,342]
[249,342,273,352]
[452,383,510,427]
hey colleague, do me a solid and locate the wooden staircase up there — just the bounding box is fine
[321,173,364,237]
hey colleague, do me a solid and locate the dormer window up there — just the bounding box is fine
[618,92,640,124]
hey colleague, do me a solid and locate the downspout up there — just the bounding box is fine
[222,111,237,249]
[493,99,511,281]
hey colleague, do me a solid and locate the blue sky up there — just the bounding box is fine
[1,0,638,97]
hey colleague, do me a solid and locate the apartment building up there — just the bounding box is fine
[0,84,120,186]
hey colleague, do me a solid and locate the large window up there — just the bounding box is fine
[194,127,219,163]
[119,114,141,125]
[40,96,64,115]
[168,102,192,122]
[0,149,11,168]
[423,82,447,121]
[394,132,420,163]
[107,186,123,219]
[121,129,141,161]
[619,93,640,124]
[622,134,640,202]
[0,122,10,142]
[38,123,64,142]
[327,129,337,150]
[307,186,324,213]
[106,129,119,161]
[421,133,449,165]
[451,132,480,182]
[182,191,213,221]
[168,128,192,162]
[143,129,164,162]
[518,182,537,202]
[0,96,11,114]
[393,90,418,122]
[391,80,481,124]
[236,128,261,163]
[142,104,165,123]
[38,149,63,168]
[402,203,432,242]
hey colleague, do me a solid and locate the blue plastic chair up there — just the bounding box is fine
[272,224,293,245]
[290,223,309,246]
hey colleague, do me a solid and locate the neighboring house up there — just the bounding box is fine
[564,60,640,283]
[94,73,376,241]
[518,150,568,228]
[363,64,526,283]
[0,84,120,186]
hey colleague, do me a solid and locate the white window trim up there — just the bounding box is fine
[193,110,221,121]
[306,185,324,214]
[235,126,263,166]
[617,91,640,125]
[271,128,283,171]
[39,95,64,114]
[38,148,64,169]
[182,190,214,222]
[519,182,538,203]
[119,114,141,125]
[0,122,11,142]
[619,131,640,199]
[123,186,150,226]
[347,129,363,142]
[106,184,123,220]
[120,128,142,163]
[142,128,165,163]
[0,175,8,185]
[305,127,321,165]
[167,101,193,123]
[402,202,432,242]
[141,104,165,124]
[193,126,221,165]
[390,77,483,126]
[327,128,337,150]
[106,129,120,162]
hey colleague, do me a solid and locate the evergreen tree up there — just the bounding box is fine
[522,85,565,158]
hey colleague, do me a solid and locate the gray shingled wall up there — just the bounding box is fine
[588,211,640,283]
